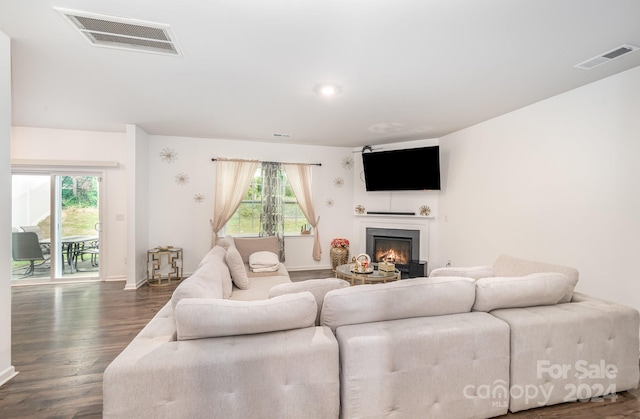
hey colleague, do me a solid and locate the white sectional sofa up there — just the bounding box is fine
[103,236,347,419]
[104,249,639,419]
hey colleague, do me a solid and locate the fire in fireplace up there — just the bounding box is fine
[373,237,411,264]
[365,228,420,274]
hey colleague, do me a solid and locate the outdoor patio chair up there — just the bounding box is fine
[12,231,49,277]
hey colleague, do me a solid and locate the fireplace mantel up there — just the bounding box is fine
[354,214,433,220]
[353,214,432,266]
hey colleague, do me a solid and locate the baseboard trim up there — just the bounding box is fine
[0,366,18,387]
[124,277,147,290]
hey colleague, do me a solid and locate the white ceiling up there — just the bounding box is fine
[1,0,639,147]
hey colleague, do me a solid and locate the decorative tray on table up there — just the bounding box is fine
[350,266,374,274]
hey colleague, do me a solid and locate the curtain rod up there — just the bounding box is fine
[211,158,321,167]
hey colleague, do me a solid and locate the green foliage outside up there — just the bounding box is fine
[224,169,308,235]
[61,176,98,208]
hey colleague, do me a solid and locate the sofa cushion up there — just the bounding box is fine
[429,265,495,280]
[231,271,291,301]
[269,278,350,325]
[493,254,579,303]
[234,236,280,263]
[198,244,224,268]
[225,245,250,290]
[249,251,280,272]
[174,292,317,340]
[473,272,573,312]
[320,277,476,332]
[171,262,223,310]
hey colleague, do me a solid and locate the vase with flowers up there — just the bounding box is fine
[330,238,350,272]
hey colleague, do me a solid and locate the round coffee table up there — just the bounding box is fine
[335,263,401,285]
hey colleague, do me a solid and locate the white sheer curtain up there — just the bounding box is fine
[282,163,321,261]
[210,159,259,246]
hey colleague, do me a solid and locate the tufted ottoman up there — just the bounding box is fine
[320,277,512,419]
[336,312,510,419]
[491,292,640,412]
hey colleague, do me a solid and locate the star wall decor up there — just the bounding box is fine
[175,172,190,185]
[159,147,177,163]
[194,193,205,203]
[341,156,354,170]
[333,177,344,188]
[419,205,431,216]
[325,198,335,207]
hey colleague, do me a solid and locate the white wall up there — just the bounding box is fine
[147,135,355,273]
[10,127,128,280]
[0,30,17,387]
[125,125,150,288]
[439,65,640,314]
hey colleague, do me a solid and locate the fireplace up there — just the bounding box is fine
[366,227,423,277]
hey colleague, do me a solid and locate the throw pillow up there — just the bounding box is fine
[225,245,250,290]
[198,245,233,299]
[320,277,476,332]
[492,255,579,303]
[269,278,350,325]
[472,272,573,312]
[174,292,317,340]
[249,251,280,272]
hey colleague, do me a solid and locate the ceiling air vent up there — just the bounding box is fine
[54,8,183,57]
[575,44,638,69]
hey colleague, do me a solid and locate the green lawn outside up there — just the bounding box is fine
[12,206,99,270]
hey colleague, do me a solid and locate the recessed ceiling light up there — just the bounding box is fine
[315,84,341,97]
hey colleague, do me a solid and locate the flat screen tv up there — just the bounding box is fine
[362,146,440,191]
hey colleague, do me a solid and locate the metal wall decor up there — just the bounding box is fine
[419,205,431,216]
[341,156,354,170]
[160,148,178,163]
[175,172,190,185]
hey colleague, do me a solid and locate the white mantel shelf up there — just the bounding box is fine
[354,214,433,220]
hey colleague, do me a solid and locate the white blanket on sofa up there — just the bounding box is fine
[249,251,280,272]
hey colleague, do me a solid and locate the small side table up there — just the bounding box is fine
[147,246,183,286]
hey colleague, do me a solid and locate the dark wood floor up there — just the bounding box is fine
[0,270,638,418]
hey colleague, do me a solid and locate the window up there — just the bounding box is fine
[224,167,308,235]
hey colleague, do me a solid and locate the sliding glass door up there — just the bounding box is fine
[11,172,102,283]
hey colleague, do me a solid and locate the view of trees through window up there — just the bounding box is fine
[225,168,308,235]
[37,175,100,239]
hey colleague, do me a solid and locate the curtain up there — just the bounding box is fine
[210,159,259,246]
[282,163,321,261]
[259,162,285,261]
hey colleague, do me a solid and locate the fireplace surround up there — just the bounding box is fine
[366,227,426,277]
